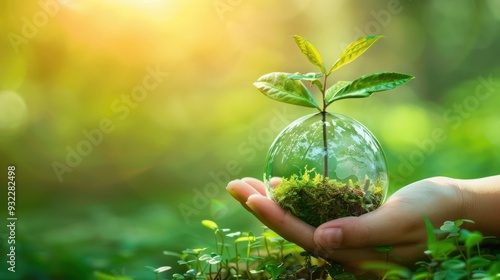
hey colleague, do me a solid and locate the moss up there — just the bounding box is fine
[271,168,383,227]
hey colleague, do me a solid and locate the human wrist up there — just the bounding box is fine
[453,175,500,236]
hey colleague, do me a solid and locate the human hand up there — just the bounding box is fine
[226,177,463,268]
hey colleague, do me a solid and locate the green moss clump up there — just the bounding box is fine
[271,169,383,227]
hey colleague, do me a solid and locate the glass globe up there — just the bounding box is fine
[264,112,388,227]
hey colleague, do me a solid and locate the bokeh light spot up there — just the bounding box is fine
[0,90,28,138]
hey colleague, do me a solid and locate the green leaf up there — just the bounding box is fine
[254,72,320,109]
[441,259,465,270]
[455,219,474,227]
[287,72,323,81]
[327,72,414,103]
[467,256,491,270]
[182,248,206,255]
[201,219,218,230]
[199,254,211,261]
[226,231,241,238]
[155,266,172,273]
[265,264,285,280]
[293,35,326,73]
[235,236,256,243]
[325,80,351,105]
[487,261,500,277]
[440,220,460,233]
[163,250,182,258]
[173,273,185,279]
[329,35,383,73]
[465,232,483,249]
[208,255,222,264]
[424,215,437,250]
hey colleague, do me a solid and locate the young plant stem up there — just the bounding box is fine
[321,74,329,180]
[234,242,240,280]
[264,236,271,257]
[246,239,253,280]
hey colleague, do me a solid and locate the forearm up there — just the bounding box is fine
[455,175,500,236]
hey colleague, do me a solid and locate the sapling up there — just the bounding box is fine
[254,35,414,227]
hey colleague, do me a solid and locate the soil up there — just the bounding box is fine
[271,171,383,227]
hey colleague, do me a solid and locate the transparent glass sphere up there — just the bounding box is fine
[264,112,388,227]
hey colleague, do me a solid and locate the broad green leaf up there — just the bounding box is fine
[440,220,460,233]
[467,256,491,270]
[184,269,197,276]
[455,219,474,227]
[465,232,483,249]
[226,231,241,238]
[293,35,326,73]
[325,80,351,105]
[199,254,211,261]
[287,72,323,81]
[235,236,256,243]
[163,250,182,257]
[201,219,218,230]
[328,72,414,102]
[182,248,206,255]
[173,273,185,279]
[312,79,323,92]
[265,264,285,280]
[254,72,319,109]
[329,35,383,73]
[441,259,465,270]
[208,255,222,264]
[487,261,500,276]
[155,266,172,273]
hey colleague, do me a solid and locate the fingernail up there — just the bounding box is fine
[245,200,255,211]
[320,228,342,248]
[226,185,244,202]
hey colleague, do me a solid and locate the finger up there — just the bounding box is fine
[246,194,318,253]
[241,177,267,196]
[269,177,282,188]
[226,179,263,203]
[314,198,425,250]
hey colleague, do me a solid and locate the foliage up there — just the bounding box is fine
[149,219,499,280]
[255,34,411,222]
[253,34,414,112]
[156,220,360,280]
[362,217,500,280]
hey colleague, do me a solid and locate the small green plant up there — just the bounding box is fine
[158,220,358,280]
[152,219,498,280]
[255,35,414,179]
[255,34,414,226]
[362,217,500,280]
[145,266,172,280]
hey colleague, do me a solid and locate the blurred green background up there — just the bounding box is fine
[1,0,500,279]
